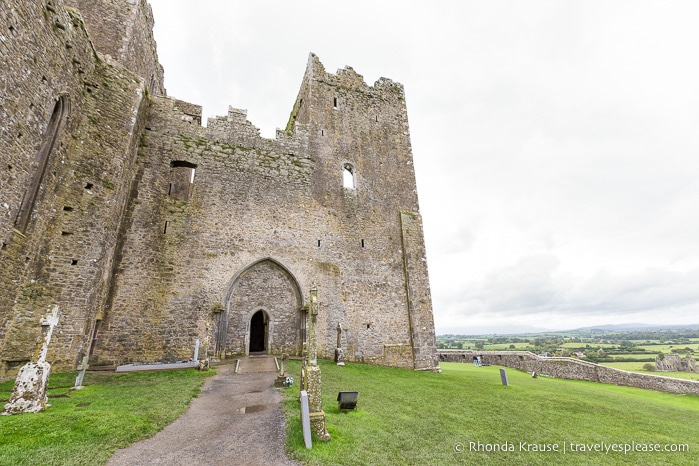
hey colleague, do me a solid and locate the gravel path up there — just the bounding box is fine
[108,358,301,466]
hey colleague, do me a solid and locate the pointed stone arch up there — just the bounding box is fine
[216,258,304,357]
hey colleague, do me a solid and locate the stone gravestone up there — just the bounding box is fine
[3,305,60,415]
[74,355,89,389]
[274,353,292,388]
[500,368,509,386]
[300,390,312,449]
[334,323,345,366]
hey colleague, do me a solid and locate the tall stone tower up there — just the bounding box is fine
[0,0,440,376]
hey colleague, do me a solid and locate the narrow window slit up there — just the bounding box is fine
[317,240,321,247]
[61,231,72,236]
[343,163,355,189]
[63,206,73,211]
[361,239,365,248]
[14,95,69,232]
[333,97,338,109]
[163,221,169,234]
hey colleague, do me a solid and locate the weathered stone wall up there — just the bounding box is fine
[1,2,439,373]
[92,54,439,371]
[64,0,165,94]
[439,350,699,396]
[0,0,147,376]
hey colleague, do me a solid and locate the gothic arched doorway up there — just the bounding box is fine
[249,310,267,353]
[218,258,304,358]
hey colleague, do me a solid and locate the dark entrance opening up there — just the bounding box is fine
[249,310,266,353]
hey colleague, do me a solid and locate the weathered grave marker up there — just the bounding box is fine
[500,368,509,386]
[74,355,89,388]
[3,305,60,415]
[300,390,312,449]
[305,285,330,441]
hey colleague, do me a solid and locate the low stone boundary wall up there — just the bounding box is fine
[439,350,699,396]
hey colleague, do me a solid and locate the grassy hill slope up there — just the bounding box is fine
[283,360,698,465]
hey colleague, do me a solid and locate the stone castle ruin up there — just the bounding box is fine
[0,0,440,377]
[655,354,698,373]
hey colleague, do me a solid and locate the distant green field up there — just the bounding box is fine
[283,360,699,465]
[607,354,656,361]
[483,343,530,350]
[636,344,699,353]
[560,342,617,349]
[600,362,699,381]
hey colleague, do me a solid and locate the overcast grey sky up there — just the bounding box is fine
[148,0,699,334]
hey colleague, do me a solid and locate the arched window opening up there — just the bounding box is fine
[168,160,197,201]
[15,96,69,232]
[343,163,355,189]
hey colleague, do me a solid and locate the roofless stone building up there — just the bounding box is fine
[0,0,440,377]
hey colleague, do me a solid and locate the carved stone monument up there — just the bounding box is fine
[275,353,293,388]
[334,323,345,366]
[74,355,89,389]
[304,285,330,441]
[3,306,60,415]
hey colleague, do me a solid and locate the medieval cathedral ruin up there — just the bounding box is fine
[0,0,440,377]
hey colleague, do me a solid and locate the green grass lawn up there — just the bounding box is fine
[2,361,697,466]
[0,368,212,465]
[283,361,699,466]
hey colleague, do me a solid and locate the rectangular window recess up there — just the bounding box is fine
[321,129,325,136]
[361,239,365,248]
[71,259,78,265]
[333,97,338,109]
[1,243,7,250]
[84,183,93,189]
[164,221,169,234]
[375,115,379,122]
[317,240,321,247]
[61,231,73,236]
[63,206,73,211]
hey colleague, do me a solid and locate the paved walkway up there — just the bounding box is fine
[108,357,301,466]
